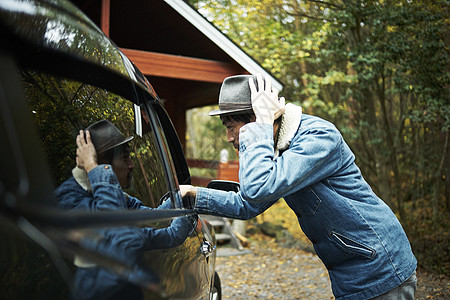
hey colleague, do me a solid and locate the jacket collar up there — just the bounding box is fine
[275,103,302,157]
[72,166,92,192]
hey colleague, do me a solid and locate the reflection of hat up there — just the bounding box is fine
[85,120,133,153]
[209,75,257,116]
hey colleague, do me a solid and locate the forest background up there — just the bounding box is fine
[184,0,449,276]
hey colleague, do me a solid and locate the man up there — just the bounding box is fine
[56,120,193,299]
[181,74,417,299]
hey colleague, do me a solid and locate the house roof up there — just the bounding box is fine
[72,0,283,146]
[74,0,282,90]
[163,0,283,91]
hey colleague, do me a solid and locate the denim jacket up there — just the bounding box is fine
[195,109,417,299]
[55,165,194,299]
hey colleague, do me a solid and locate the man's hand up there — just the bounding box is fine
[249,74,285,125]
[180,185,197,198]
[76,130,98,173]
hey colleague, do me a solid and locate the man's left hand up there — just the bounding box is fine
[249,74,285,125]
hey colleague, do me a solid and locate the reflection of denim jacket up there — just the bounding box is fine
[196,111,417,300]
[55,165,193,299]
[56,165,192,251]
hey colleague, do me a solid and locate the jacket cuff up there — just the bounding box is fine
[87,164,120,186]
[195,187,210,213]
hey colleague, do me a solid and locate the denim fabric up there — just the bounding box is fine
[57,166,173,211]
[55,165,193,299]
[55,164,192,250]
[195,114,417,300]
[57,165,128,211]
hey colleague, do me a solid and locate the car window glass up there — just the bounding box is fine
[5,69,198,299]
[21,70,169,208]
[154,104,191,186]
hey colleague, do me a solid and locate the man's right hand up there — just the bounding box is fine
[76,130,98,173]
[180,185,197,198]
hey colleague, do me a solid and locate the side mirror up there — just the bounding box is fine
[206,180,240,193]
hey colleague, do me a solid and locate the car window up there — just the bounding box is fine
[21,70,169,208]
[12,68,198,298]
[154,104,191,186]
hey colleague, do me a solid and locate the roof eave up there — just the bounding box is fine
[164,0,283,91]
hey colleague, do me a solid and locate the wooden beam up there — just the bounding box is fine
[120,48,247,83]
[101,0,110,37]
[186,159,220,169]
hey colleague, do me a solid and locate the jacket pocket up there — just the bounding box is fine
[302,187,322,215]
[287,186,321,217]
[329,231,376,259]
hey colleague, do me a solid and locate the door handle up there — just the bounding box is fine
[200,241,213,257]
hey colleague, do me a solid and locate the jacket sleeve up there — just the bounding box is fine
[143,216,195,250]
[195,187,276,219]
[126,194,173,210]
[87,165,128,210]
[56,165,128,211]
[238,121,343,203]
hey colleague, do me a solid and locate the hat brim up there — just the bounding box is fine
[209,107,253,116]
[100,136,134,153]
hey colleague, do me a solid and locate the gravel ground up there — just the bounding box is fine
[215,240,450,299]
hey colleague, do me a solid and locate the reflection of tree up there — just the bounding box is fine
[127,135,168,208]
[21,70,170,207]
[133,143,155,207]
[22,71,84,184]
[21,71,133,185]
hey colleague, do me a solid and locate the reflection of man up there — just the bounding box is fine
[55,120,193,300]
[57,120,137,211]
[181,74,417,299]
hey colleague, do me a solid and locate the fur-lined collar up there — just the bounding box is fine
[72,166,92,192]
[72,166,96,268]
[275,103,302,157]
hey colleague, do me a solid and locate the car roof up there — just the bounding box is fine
[0,0,158,101]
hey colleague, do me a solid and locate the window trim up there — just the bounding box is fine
[142,103,181,208]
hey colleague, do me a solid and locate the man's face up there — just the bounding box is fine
[221,117,247,150]
[111,144,134,188]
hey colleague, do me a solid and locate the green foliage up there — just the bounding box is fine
[22,71,134,185]
[189,0,449,275]
[185,106,238,177]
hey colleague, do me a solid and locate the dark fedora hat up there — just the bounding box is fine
[209,74,257,116]
[85,120,133,153]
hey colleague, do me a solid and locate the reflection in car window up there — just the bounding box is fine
[18,70,195,298]
[0,1,131,79]
[21,70,168,208]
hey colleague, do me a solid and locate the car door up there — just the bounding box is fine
[149,101,218,298]
[0,0,215,298]
[0,62,211,298]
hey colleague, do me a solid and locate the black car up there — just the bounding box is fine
[0,0,221,299]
